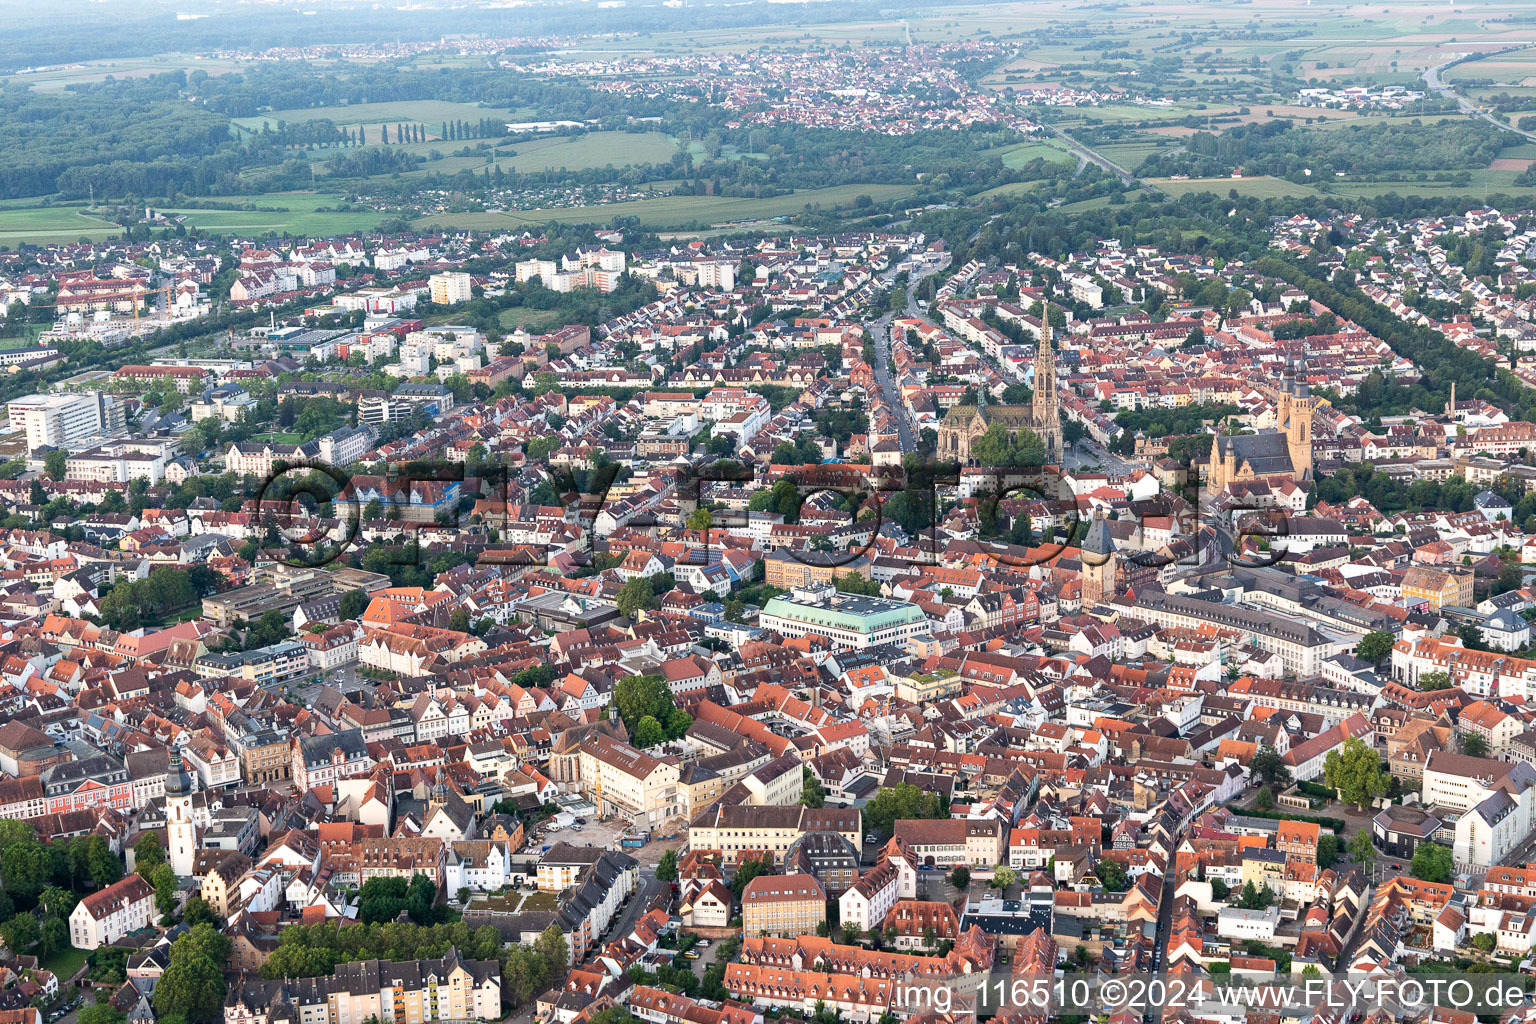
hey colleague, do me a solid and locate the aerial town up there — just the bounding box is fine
[7,3,1536,1024]
[4,195,1536,1024]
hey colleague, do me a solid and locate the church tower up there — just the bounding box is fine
[1280,352,1314,481]
[1080,511,1118,608]
[166,748,197,877]
[1033,318,1062,462]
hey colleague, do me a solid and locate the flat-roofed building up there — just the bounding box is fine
[8,392,121,452]
[759,584,928,651]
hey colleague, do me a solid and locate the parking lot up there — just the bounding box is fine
[523,814,629,856]
[522,814,687,868]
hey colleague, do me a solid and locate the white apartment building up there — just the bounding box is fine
[515,259,558,284]
[69,873,156,949]
[317,426,375,468]
[1217,906,1280,942]
[65,443,168,485]
[9,392,120,452]
[429,272,474,305]
[1422,751,1534,812]
[839,859,900,932]
[577,734,681,828]
[445,840,510,893]
[1456,786,1535,869]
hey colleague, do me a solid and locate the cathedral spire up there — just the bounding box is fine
[1033,307,1061,462]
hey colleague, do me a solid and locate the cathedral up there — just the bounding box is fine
[937,321,1063,464]
[1206,357,1321,492]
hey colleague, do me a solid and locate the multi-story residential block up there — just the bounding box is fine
[358,837,446,890]
[576,734,681,828]
[741,873,827,938]
[537,843,607,892]
[839,859,900,933]
[444,841,509,894]
[224,949,501,1024]
[1401,566,1474,612]
[8,392,121,452]
[688,805,862,866]
[428,272,474,305]
[0,775,47,820]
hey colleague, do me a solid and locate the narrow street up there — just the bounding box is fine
[599,867,660,946]
[1147,848,1179,1024]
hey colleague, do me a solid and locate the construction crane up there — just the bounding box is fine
[132,282,174,323]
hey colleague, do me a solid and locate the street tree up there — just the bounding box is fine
[1323,737,1390,811]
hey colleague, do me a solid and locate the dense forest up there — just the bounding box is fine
[0,78,232,198]
[1136,118,1507,182]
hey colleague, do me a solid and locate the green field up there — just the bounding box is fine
[0,329,42,349]
[998,141,1073,168]
[975,181,1048,200]
[0,191,390,245]
[234,100,526,134]
[0,181,914,242]
[415,183,914,230]
[1040,102,1218,125]
[1148,176,1318,199]
[0,205,121,244]
[496,307,569,333]
[15,54,246,92]
[1323,178,1536,200]
[289,130,681,180]
[163,193,384,237]
[491,132,678,174]
[1095,141,1174,168]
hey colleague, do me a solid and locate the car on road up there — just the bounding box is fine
[575,817,587,825]
[680,950,700,960]
[696,939,711,947]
